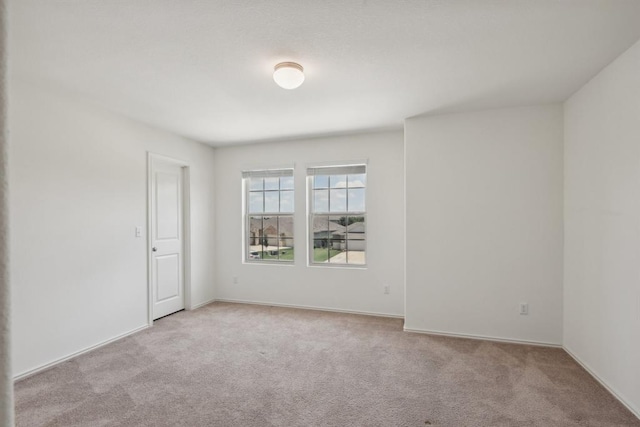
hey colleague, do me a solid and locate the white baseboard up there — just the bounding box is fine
[213,298,404,319]
[190,298,216,310]
[563,345,640,420]
[13,324,150,382]
[403,326,562,348]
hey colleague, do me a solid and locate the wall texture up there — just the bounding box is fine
[404,105,564,345]
[214,131,404,317]
[9,80,216,377]
[564,39,640,416]
[0,0,14,423]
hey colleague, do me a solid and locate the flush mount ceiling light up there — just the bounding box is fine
[273,62,304,89]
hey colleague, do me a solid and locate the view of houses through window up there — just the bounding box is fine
[244,169,294,262]
[309,165,366,265]
[243,165,366,266]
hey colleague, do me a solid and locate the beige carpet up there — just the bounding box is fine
[15,302,640,426]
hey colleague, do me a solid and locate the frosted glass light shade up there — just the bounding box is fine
[273,62,304,89]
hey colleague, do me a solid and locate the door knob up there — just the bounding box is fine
[152,247,157,252]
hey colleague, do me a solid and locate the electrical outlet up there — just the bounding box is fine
[233,276,238,284]
[519,303,529,315]
[383,285,390,295]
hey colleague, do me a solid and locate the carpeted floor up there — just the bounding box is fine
[15,302,640,426]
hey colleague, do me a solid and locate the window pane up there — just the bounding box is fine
[328,215,347,236]
[249,192,264,213]
[247,215,295,262]
[345,216,365,233]
[279,238,294,261]
[313,240,330,263]
[346,216,365,262]
[280,176,294,190]
[329,189,347,212]
[280,237,294,249]
[248,217,263,242]
[328,237,345,263]
[248,217,263,259]
[312,215,330,236]
[312,215,344,264]
[347,188,365,212]
[327,215,346,263]
[262,246,282,260]
[280,190,294,213]
[330,175,347,188]
[264,191,279,212]
[249,177,263,191]
[347,240,366,265]
[262,217,278,249]
[312,238,328,249]
[313,175,329,189]
[264,177,279,190]
[348,174,366,188]
[314,189,329,213]
[277,216,294,240]
[346,238,365,251]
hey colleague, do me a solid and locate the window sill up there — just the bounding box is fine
[307,263,368,270]
[243,260,296,266]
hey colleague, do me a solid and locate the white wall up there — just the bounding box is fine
[9,80,216,376]
[404,105,564,345]
[564,39,640,416]
[0,1,14,423]
[214,131,404,317]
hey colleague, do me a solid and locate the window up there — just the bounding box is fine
[308,164,366,266]
[243,169,294,262]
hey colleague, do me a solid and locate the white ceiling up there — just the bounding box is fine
[10,0,640,146]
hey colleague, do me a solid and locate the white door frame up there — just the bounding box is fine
[147,152,192,325]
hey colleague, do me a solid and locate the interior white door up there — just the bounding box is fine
[151,159,185,320]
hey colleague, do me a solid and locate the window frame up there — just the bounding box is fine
[307,164,367,268]
[243,169,295,264]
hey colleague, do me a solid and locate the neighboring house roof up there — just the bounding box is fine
[346,221,365,233]
[335,221,365,236]
[249,216,294,236]
[312,217,345,234]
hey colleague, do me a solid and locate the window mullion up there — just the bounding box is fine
[345,174,349,213]
[262,178,266,213]
[276,216,280,260]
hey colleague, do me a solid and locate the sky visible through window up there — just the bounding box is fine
[249,176,294,214]
[313,174,366,213]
